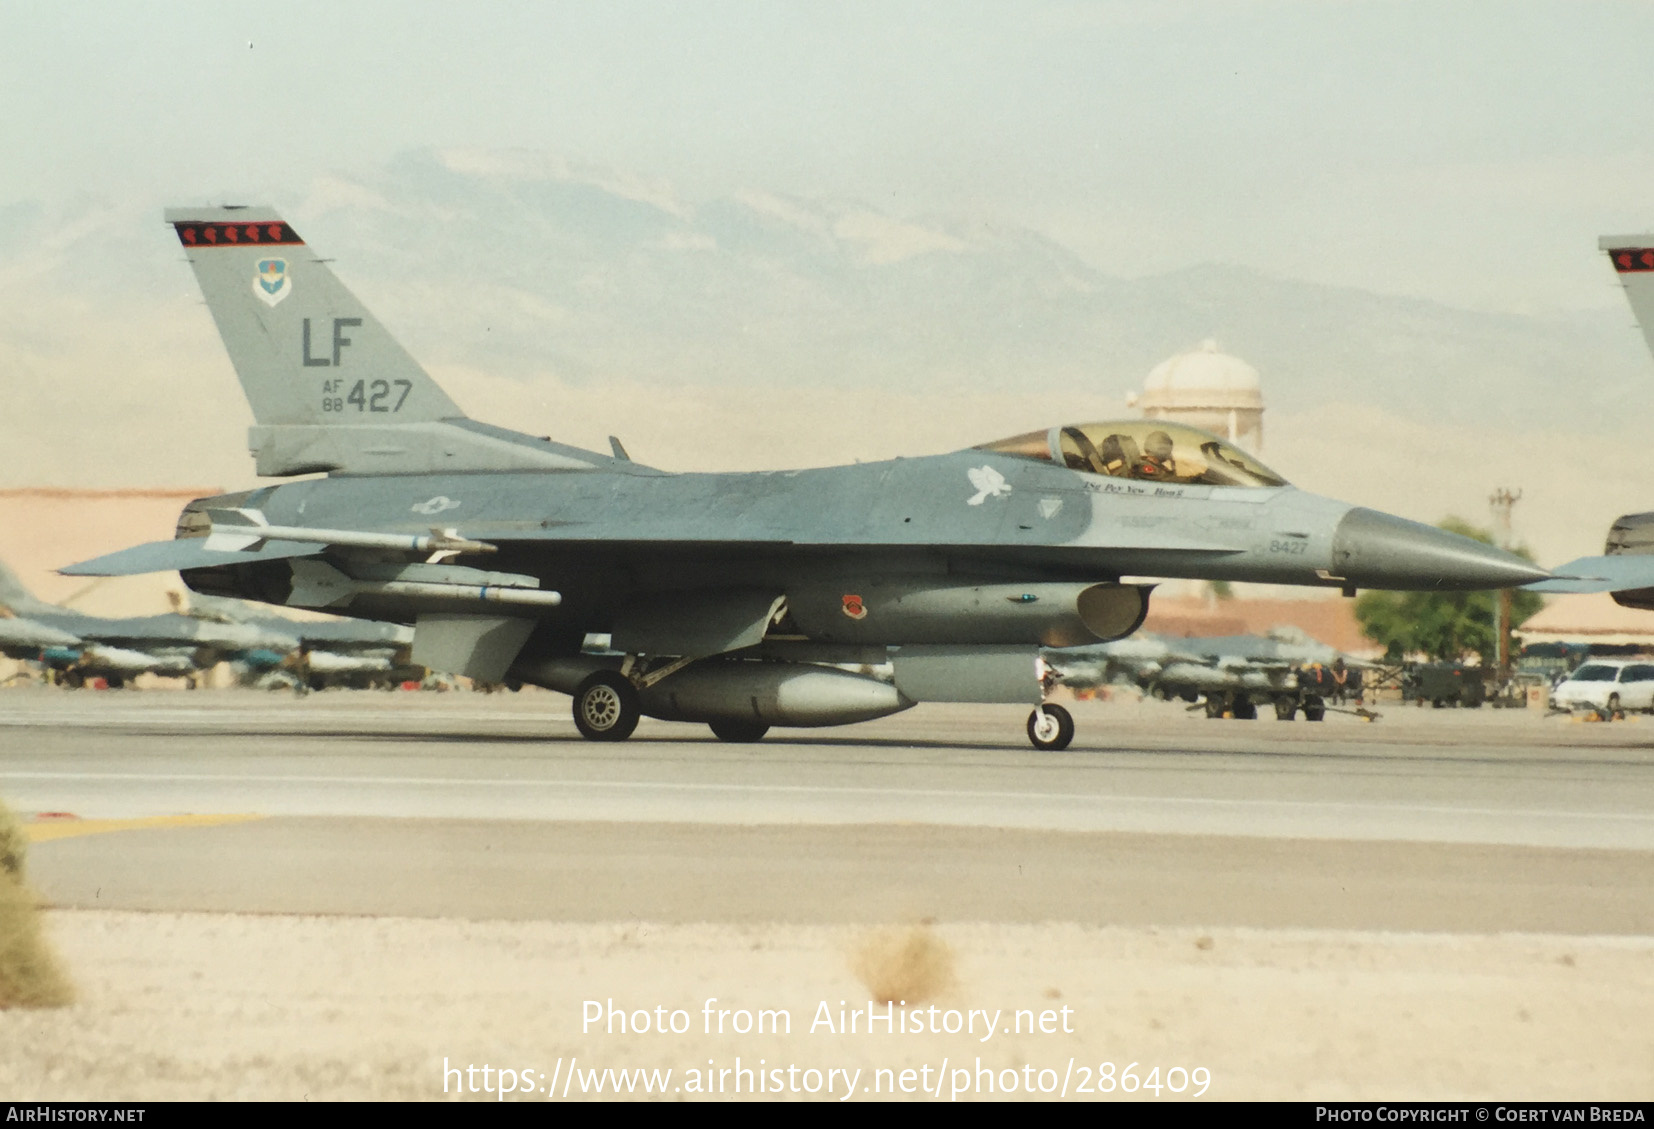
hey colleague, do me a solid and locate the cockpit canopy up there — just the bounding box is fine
[975,421,1289,489]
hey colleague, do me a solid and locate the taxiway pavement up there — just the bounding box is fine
[3,690,1651,932]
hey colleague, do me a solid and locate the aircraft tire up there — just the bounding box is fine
[1274,696,1297,721]
[1204,695,1225,719]
[1303,697,1326,722]
[1232,697,1258,720]
[709,719,769,743]
[1027,703,1075,751]
[573,672,641,742]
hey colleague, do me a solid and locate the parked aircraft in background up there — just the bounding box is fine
[0,560,297,687]
[179,591,417,690]
[1046,627,1373,721]
[64,208,1577,748]
[0,608,86,683]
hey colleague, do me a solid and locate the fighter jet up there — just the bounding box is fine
[63,207,1550,747]
[1532,236,1654,610]
[1047,627,1374,721]
[0,559,298,687]
[181,591,417,689]
[0,607,85,683]
[1472,234,1654,612]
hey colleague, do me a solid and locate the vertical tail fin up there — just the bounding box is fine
[1601,236,1654,362]
[165,207,464,427]
[164,206,599,476]
[0,560,53,618]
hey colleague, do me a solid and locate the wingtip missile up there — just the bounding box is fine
[202,509,497,557]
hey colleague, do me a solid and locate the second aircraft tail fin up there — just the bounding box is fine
[0,559,55,619]
[1601,236,1654,362]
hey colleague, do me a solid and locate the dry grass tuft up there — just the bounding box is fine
[851,925,956,1006]
[0,799,25,881]
[0,798,73,1009]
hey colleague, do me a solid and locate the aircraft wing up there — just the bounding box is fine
[1526,555,1654,594]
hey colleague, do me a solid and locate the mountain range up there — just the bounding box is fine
[1,146,1649,567]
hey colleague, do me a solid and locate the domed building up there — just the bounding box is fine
[1132,340,1264,454]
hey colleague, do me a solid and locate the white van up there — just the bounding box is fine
[1549,659,1654,713]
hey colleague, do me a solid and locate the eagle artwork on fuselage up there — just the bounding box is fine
[65,207,1554,749]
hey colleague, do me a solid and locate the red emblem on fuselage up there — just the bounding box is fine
[842,594,867,620]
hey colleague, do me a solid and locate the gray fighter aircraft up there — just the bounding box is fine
[0,607,84,682]
[0,560,298,687]
[1564,235,1654,610]
[180,591,418,689]
[1047,628,1373,721]
[1476,234,1654,612]
[64,207,1551,747]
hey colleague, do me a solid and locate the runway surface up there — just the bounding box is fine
[3,689,1652,932]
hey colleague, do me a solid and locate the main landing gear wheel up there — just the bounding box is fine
[573,671,640,742]
[709,719,769,743]
[1027,703,1075,751]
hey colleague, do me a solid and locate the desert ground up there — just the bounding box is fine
[1,690,1650,1102]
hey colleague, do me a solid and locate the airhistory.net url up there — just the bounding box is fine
[442,1057,1213,1100]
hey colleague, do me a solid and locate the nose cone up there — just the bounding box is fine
[1332,508,1550,590]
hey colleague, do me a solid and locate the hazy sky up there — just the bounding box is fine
[6,1,1654,315]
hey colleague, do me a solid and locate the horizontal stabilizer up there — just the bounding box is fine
[60,537,320,578]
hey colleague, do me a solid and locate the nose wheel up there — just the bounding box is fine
[1027,703,1074,751]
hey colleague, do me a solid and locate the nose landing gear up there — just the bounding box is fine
[1027,703,1075,750]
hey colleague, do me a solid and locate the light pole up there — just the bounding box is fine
[1488,488,1522,680]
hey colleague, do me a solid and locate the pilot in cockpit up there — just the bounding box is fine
[1138,430,1176,480]
[975,422,1291,490]
[1097,434,1135,477]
